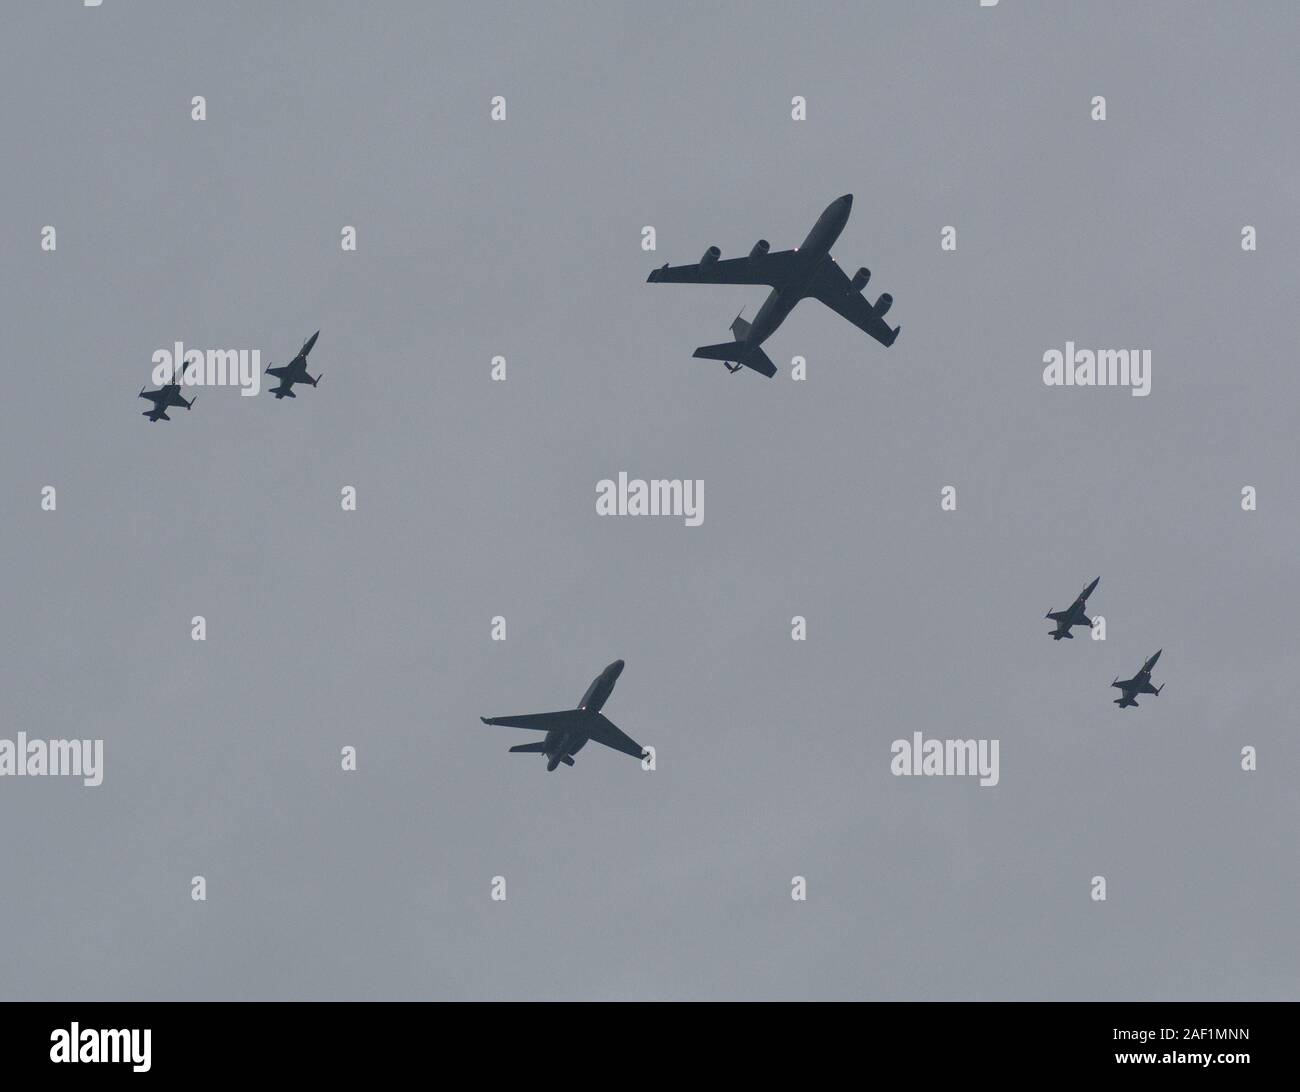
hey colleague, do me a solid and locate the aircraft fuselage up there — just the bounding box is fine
[540,659,625,767]
[746,195,852,346]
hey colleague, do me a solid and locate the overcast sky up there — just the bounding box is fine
[1,1,1297,1000]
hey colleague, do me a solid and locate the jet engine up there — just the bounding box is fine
[700,245,721,268]
[749,239,770,260]
[874,293,893,316]
[850,267,871,292]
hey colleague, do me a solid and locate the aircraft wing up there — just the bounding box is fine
[584,713,646,759]
[647,249,797,287]
[166,387,191,406]
[480,711,574,731]
[138,389,164,404]
[808,262,899,346]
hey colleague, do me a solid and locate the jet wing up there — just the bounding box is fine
[138,389,164,404]
[480,711,575,731]
[808,262,899,346]
[647,250,797,287]
[584,713,646,759]
[166,387,191,406]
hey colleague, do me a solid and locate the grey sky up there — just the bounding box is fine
[1,1,1297,1000]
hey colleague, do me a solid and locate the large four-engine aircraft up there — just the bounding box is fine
[266,330,322,399]
[646,194,900,377]
[480,659,649,772]
[1112,650,1164,709]
[1046,577,1100,640]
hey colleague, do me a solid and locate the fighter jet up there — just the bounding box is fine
[266,331,321,399]
[1112,650,1164,709]
[646,194,900,377]
[138,369,195,422]
[1045,577,1100,640]
[480,659,649,772]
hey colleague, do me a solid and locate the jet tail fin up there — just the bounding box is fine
[693,340,777,378]
[560,755,575,767]
[508,742,547,754]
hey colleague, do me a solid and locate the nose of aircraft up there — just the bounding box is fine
[838,194,853,208]
[611,659,625,675]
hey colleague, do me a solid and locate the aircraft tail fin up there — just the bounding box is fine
[730,314,752,341]
[508,742,547,754]
[693,339,777,378]
[560,755,575,767]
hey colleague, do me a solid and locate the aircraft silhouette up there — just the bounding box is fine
[138,368,195,422]
[266,331,322,399]
[1112,650,1164,709]
[646,194,899,376]
[1046,577,1100,640]
[480,659,649,772]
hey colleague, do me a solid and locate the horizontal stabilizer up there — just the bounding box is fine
[692,340,777,378]
[560,755,575,767]
[508,742,547,754]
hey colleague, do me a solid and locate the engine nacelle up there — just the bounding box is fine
[874,293,893,316]
[749,239,770,260]
[700,245,721,268]
[850,267,871,293]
